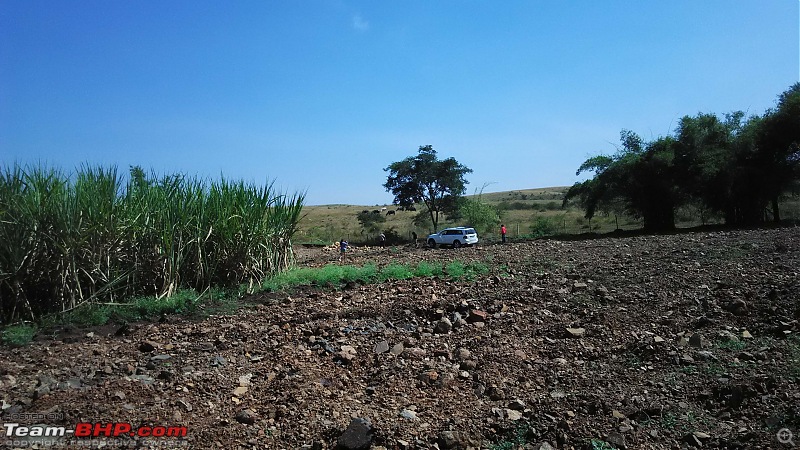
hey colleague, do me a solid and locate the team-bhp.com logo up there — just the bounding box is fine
[3,422,187,440]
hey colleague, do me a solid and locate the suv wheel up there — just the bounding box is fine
[428,239,437,248]
[453,240,461,248]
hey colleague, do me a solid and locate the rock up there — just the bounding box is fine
[405,347,426,359]
[606,431,627,449]
[696,350,716,361]
[210,356,227,367]
[138,341,156,352]
[694,431,711,440]
[339,345,357,362]
[566,327,586,338]
[235,409,257,425]
[689,333,708,348]
[336,418,374,450]
[390,343,404,355]
[572,281,588,290]
[456,347,471,360]
[399,409,417,420]
[434,318,453,334]
[374,341,390,354]
[505,409,523,421]
[233,386,248,397]
[742,330,753,339]
[467,310,488,323]
[177,400,192,411]
[508,399,526,411]
[151,354,172,361]
[418,370,439,384]
[437,431,460,450]
[460,360,477,370]
[653,336,665,343]
[683,433,702,447]
[238,374,253,386]
[129,375,155,385]
[536,443,555,450]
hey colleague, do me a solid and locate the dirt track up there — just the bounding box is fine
[2,228,799,449]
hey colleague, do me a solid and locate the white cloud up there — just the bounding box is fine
[352,14,369,31]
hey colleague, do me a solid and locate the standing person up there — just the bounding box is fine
[411,231,418,248]
[379,232,386,248]
[501,224,507,243]
[339,239,348,262]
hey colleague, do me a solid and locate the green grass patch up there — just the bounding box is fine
[490,422,532,450]
[717,338,747,351]
[1,287,239,346]
[590,439,617,450]
[260,259,491,293]
[1,324,37,346]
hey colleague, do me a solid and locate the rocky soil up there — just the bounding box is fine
[2,228,800,449]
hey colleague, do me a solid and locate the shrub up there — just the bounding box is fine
[529,217,558,237]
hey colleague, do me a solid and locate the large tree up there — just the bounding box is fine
[383,145,472,232]
[564,130,679,232]
[755,83,800,222]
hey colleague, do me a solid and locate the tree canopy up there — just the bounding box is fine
[565,83,800,230]
[383,145,472,232]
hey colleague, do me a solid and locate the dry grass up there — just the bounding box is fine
[297,187,800,245]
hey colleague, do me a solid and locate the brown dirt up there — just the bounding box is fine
[2,228,800,449]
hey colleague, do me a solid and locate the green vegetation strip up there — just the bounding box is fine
[1,260,491,346]
[259,260,489,292]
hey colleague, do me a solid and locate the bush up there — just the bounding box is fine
[529,217,558,237]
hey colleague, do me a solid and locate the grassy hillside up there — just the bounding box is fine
[297,187,800,245]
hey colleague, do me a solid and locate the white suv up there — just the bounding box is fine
[427,227,479,248]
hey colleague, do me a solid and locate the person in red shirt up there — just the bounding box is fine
[501,224,507,243]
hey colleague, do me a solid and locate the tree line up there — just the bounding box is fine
[563,84,800,231]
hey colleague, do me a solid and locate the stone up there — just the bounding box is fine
[689,333,706,348]
[374,341,390,354]
[566,327,586,338]
[606,431,627,449]
[235,409,257,425]
[742,330,753,339]
[653,336,665,343]
[233,386,248,397]
[456,347,471,360]
[437,431,460,450]
[390,343,404,355]
[339,345,357,362]
[460,360,477,370]
[210,356,227,367]
[434,318,453,334]
[467,310,488,323]
[682,433,702,447]
[509,399,526,411]
[696,351,716,361]
[336,418,374,450]
[138,342,155,352]
[399,409,417,420]
[505,409,523,421]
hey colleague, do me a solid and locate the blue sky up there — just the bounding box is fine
[1,1,798,205]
